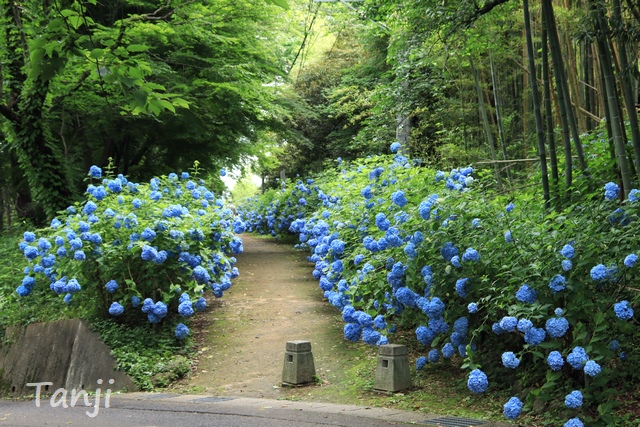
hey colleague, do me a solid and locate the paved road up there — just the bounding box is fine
[0,393,503,427]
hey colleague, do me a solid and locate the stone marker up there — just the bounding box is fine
[282,340,315,386]
[373,344,412,393]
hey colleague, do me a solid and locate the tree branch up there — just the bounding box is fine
[461,0,513,27]
[0,104,18,122]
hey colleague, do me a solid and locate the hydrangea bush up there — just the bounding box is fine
[239,148,639,425]
[17,166,246,340]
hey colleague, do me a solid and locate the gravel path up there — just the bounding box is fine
[171,234,357,399]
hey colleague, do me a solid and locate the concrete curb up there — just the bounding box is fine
[113,392,511,426]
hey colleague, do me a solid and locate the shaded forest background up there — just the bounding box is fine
[1,0,639,224]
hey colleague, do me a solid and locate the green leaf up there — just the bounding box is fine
[158,99,176,113]
[68,15,84,30]
[133,89,148,107]
[266,0,290,9]
[127,44,149,52]
[90,48,104,59]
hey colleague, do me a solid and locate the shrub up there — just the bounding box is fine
[16,165,245,338]
[239,146,639,426]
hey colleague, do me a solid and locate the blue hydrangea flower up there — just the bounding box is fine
[554,307,564,316]
[82,201,98,215]
[354,254,365,265]
[416,356,427,370]
[455,278,469,298]
[516,284,537,303]
[584,360,601,377]
[175,323,190,339]
[547,351,564,371]
[613,300,634,320]
[362,327,381,345]
[195,297,207,312]
[567,346,588,369]
[88,165,102,178]
[424,297,445,318]
[503,397,522,420]
[375,213,390,231]
[361,185,373,199]
[16,285,31,297]
[131,296,141,307]
[390,142,401,153]
[565,390,583,409]
[192,266,211,284]
[451,255,461,268]
[74,250,86,261]
[561,260,573,271]
[629,189,640,202]
[604,182,620,201]
[442,343,455,359]
[560,244,575,259]
[391,190,408,207]
[499,316,518,332]
[548,274,566,293]
[108,302,124,316]
[564,418,584,427]
[344,323,362,342]
[624,253,638,268]
[141,245,158,261]
[462,248,480,262]
[468,302,478,313]
[506,202,515,213]
[373,314,387,330]
[524,327,546,345]
[331,239,345,254]
[546,317,569,338]
[504,230,514,243]
[440,242,458,261]
[472,218,481,228]
[467,369,488,393]
[428,348,440,363]
[609,340,620,351]
[178,301,194,317]
[229,236,243,254]
[416,326,435,346]
[590,264,607,281]
[502,352,520,369]
[395,287,419,307]
[105,280,118,293]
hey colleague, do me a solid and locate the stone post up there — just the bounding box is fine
[373,344,412,392]
[282,340,315,386]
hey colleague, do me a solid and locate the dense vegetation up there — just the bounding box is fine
[1,0,639,424]
[238,138,639,426]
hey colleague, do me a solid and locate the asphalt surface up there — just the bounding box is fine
[0,392,505,427]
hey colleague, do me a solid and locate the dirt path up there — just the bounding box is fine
[171,234,367,400]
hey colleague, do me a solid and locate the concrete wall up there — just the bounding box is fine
[0,319,136,397]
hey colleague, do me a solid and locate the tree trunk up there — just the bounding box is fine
[542,0,573,189]
[489,50,512,183]
[543,0,588,173]
[542,17,560,192]
[523,0,550,206]
[1,1,73,220]
[470,55,502,191]
[592,0,632,197]
[613,0,640,182]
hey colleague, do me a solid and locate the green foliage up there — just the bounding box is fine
[92,318,194,391]
[15,164,242,330]
[239,144,640,425]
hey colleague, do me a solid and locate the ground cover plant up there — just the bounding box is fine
[6,164,247,390]
[238,144,640,426]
